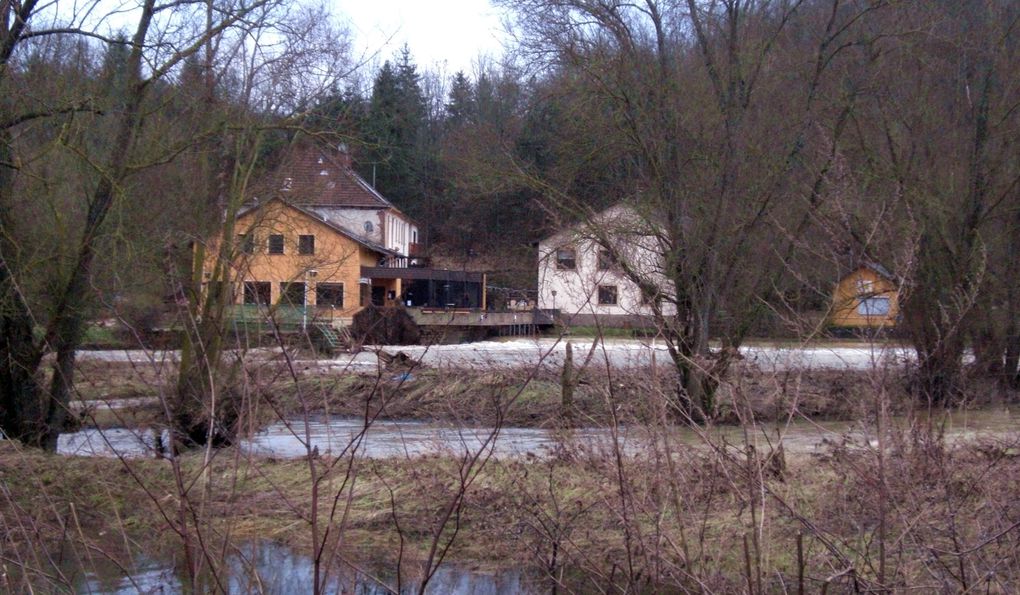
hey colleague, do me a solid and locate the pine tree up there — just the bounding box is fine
[360,48,428,219]
[446,71,475,127]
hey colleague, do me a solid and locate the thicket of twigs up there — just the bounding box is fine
[3,333,1019,593]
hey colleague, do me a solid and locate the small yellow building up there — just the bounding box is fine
[829,263,900,329]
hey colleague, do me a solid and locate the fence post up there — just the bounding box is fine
[561,340,574,418]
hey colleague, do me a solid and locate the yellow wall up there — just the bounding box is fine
[203,199,401,320]
[829,267,899,328]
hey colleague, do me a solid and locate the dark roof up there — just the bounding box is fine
[242,197,396,257]
[255,143,398,210]
[861,260,895,281]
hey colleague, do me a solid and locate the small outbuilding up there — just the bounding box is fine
[828,262,900,329]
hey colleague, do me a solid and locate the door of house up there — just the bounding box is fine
[280,282,306,307]
[371,285,386,306]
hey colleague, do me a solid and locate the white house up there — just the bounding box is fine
[537,204,673,327]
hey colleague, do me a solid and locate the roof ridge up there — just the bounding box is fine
[262,142,410,215]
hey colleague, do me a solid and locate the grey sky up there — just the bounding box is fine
[338,0,509,74]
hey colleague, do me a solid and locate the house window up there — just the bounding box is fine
[268,234,285,255]
[858,297,890,316]
[243,281,271,305]
[597,248,618,271]
[316,283,344,308]
[555,247,576,270]
[298,234,315,255]
[280,282,305,306]
[598,285,618,305]
[238,234,255,255]
[856,278,875,294]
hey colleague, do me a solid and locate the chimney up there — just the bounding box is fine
[337,143,352,169]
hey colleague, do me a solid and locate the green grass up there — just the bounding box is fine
[83,324,120,345]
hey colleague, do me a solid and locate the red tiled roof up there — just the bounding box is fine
[254,143,395,210]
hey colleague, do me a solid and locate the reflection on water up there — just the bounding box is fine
[45,540,538,594]
[245,417,609,459]
[57,418,613,460]
[58,427,168,458]
[57,407,1018,461]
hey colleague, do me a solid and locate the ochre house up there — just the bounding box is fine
[222,197,401,320]
[202,141,484,327]
[829,263,900,329]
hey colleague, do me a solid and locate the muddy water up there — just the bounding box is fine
[23,540,537,594]
[57,407,1019,460]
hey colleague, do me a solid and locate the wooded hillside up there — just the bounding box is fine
[1,0,1019,445]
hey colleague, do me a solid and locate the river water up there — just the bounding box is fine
[57,407,1019,460]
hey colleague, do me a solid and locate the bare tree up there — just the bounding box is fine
[838,0,1020,402]
[0,0,279,449]
[500,0,884,419]
[171,1,357,449]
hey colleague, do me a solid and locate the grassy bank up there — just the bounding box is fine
[69,351,1010,434]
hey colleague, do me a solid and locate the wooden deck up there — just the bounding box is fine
[407,307,557,340]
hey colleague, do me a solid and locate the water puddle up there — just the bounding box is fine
[14,540,539,594]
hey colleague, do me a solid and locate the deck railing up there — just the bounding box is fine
[227,304,345,330]
[376,255,431,268]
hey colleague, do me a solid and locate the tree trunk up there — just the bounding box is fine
[0,135,46,442]
[0,1,156,450]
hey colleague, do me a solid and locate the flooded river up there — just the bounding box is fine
[77,338,920,372]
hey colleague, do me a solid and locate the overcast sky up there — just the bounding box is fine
[338,0,510,75]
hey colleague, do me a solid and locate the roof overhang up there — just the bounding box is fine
[361,267,484,282]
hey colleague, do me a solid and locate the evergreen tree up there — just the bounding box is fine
[446,71,475,127]
[360,48,429,222]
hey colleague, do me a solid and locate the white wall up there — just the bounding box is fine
[310,207,382,244]
[310,208,416,259]
[383,212,414,256]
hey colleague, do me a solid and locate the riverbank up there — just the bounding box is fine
[70,348,1007,434]
[4,420,1020,592]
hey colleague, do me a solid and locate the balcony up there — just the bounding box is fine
[376,255,431,268]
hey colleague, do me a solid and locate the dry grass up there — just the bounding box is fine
[3,415,1020,592]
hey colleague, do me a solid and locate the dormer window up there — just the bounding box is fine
[282,177,293,191]
[319,170,328,176]
[317,157,323,164]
